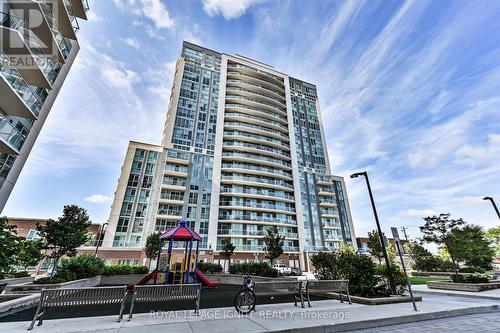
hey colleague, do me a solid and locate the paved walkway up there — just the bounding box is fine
[346,311,500,332]
[2,294,499,333]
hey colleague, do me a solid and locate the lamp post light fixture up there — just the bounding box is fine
[350,171,397,295]
[94,222,108,257]
[483,197,500,221]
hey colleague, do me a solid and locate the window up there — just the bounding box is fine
[26,229,41,241]
[128,174,140,187]
[116,218,129,232]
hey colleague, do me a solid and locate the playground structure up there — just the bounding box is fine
[137,220,218,288]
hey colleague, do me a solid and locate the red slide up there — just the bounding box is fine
[196,269,219,287]
[136,270,157,285]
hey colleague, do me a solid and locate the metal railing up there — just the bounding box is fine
[0,116,26,152]
[0,51,44,117]
[219,214,297,225]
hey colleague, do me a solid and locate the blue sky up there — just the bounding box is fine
[3,0,500,240]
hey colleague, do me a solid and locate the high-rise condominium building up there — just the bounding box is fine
[102,42,355,270]
[0,0,88,210]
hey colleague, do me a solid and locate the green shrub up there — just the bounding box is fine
[311,249,380,297]
[11,271,30,278]
[229,262,278,277]
[58,255,105,279]
[375,263,407,296]
[54,270,77,282]
[451,273,490,284]
[197,262,223,274]
[101,265,148,276]
[459,266,485,273]
[412,256,455,272]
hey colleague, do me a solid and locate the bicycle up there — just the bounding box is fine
[234,274,256,314]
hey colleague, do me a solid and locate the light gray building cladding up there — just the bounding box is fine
[104,42,356,266]
[0,0,88,211]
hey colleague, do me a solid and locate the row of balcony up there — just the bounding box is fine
[222,151,292,169]
[218,214,297,226]
[221,162,293,179]
[223,140,291,160]
[225,103,288,125]
[221,173,294,190]
[226,79,286,103]
[0,1,88,155]
[220,186,295,201]
[225,94,287,115]
[216,244,299,252]
[217,229,298,239]
[223,130,290,150]
[226,71,286,96]
[227,63,284,87]
[224,121,290,141]
[219,199,296,213]
[225,85,286,109]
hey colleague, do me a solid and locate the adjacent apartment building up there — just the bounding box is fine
[102,42,356,270]
[0,0,88,210]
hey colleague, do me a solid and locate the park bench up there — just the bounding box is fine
[28,286,128,330]
[128,283,201,320]
[254,280,308,308]
[306,279,351,306]
[0,283,7,294]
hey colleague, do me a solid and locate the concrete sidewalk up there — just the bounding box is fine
[2,293,499,333]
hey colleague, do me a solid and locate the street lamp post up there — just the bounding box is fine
[483,197,500,222]
[351,171,397,295]
[94,223,108,257]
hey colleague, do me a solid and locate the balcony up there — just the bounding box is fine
[218,229,298,239]
[68,0,88,20]
[219,187,295,202]
[216,244,299,253]
[1,12,60,88]
[8,0,74,62]
[0,51,44,118]
[0,115,26,154]
[218,214,297,226]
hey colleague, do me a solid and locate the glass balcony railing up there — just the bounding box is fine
[218,214,297,225]
[225,106,288,127]
[216,244,299,252]
[217,229,298,238]
[222,151,291,168]
[220,186,295,200]
[221,174,294,189]
[225,86,286,107]
[226,71,286,95]
[0,115,26,152]
[224,121,289,140]
[226,79,286,101]
[222,162,293,178]
[39,3,71,58]
[223,141,290,158]
[219,200,296,212]
[0,12,61,85]
[225,94,287,114]
[224,130,290,149]
[0,51,45,117]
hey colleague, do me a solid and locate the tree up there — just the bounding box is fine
[263,226,284,266]
[144,232,161,270]
[405,241,432,261]
[0,217,20,278]
[486,227,500,256]
[16,239,43,272]
[221,238,235,273]
[366,230,385,263]
[446,225,494,270]
[37,205,91,275]
[420,213,465,273]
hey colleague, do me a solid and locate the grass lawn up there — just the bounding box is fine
[409,276,452,285]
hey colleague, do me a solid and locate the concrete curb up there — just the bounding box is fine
[414,289,500,301]
[270,305,500,333]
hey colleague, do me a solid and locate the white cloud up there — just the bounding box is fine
[455,134,500,166]
[113,0,174,29]
[202,0,265,19]
[102,65,140,89]
[121,37,140,49]
[86,11,102,22]
[84,194,113,204]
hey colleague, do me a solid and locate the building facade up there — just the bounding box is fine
[103,42,356,270]
[0,0,88,211]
